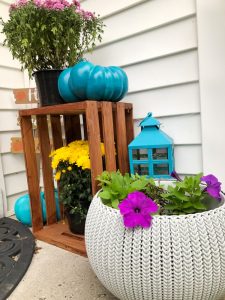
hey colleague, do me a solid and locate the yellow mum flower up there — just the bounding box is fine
[50,140,105,173]
[54,171,61,181]
[100,143,105,155]
[82,160,91,170]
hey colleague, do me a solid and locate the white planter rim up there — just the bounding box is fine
[95,191,225,221]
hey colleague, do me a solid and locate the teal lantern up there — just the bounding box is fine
[128,113,174,179]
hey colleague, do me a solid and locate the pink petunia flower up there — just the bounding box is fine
[118,191,158,229]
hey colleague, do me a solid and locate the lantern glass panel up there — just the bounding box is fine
[132,149,148,160]
[153,163,169,175]
[152,148,168,160]
[134,164,149,175]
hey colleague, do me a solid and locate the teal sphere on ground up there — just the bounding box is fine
[14,191,60,227]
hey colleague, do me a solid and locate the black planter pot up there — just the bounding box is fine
[33,70,64,106]
[65,210,86,235]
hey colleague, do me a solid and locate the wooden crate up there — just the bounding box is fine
[19,101,133,255]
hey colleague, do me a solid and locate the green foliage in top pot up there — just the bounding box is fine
[1,0,104,77]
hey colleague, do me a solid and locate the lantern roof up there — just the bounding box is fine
[129,127,173,148]
[129,113,173,148]
[139,112,160,128]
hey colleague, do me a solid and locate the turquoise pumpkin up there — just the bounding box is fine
[58,67,79,102]
[58,61,128,102]
[69,61,95,100]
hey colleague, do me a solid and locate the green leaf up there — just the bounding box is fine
[51,26,57,34]
[182,202,193,208]
[192,201,207,210]
[21,38,28,47]
[99,189,116,200]
[172,190,189,201]
[130,179,148,191]
[112,199,119,209]
[183,208,198,214]
[165,204,179,210]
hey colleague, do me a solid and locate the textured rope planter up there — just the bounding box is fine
[85,193,225,300]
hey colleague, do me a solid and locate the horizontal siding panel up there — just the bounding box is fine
[0,67,24,88]
[0,111,19,131]
[7,190,28,214]
[0,45,21,69]
[0,89,16,109]
[0,32,5,45]
[101,0,196,45]
[174,145,202,174]
[125,50,198,92]
[124,82,200,119]
[0,2,9,20]
[0,131,21,153]
[134,114,202,145]
[158,114,202,145]
[87,17,197,67]
[2,153,26,175]
[0,1,9,44]
[1,0,13,5]
[81,0,145,18]
[5,171,28,196]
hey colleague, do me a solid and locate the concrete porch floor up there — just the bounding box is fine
[8,240,117,300]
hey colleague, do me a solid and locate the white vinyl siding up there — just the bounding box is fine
[86,0,202,177]
[1,0,225,217]
[0,0,29,216]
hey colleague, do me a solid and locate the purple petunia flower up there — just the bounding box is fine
[201,174,221,200]
[118,191,158,229]
[171,170,182,182]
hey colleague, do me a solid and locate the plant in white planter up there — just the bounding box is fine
[85,171,225,300]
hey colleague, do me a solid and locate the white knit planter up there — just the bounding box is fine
[85,193,225,300]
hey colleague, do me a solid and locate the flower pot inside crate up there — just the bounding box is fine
[65,210,85,235]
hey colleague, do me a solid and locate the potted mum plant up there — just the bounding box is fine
[1,0,104,106]
[50,140,105,235]
[85,171,225,300]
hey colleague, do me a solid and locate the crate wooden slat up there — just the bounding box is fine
[20,116,43,232]
[19,101,133,116]
[82,114,88,139]
[86,101,103,195]
[125,108,134,145]
[101,102,116,172]
[116,103,129,174]
[50,115,63,150]
[64,115,81,143]
[36,115,56,225]
[19,101,133,254]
